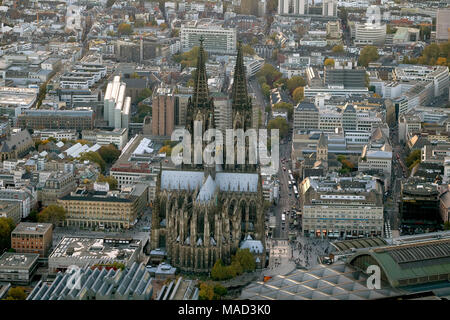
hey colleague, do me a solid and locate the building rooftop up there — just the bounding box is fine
[12,222,52,235]
[0,252,39,270]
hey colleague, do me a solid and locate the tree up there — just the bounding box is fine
[97,174,118,190]
[324,58,335,67]
[444,221,450,230]
[68,36,76,42]
[37,205,65,226]
[405,149,421,168]
[5,287,27,300]
[256,63,282,87]
[106,0,115,7]
[211,259,228,281]
[98,144,121,164]
[242,44,255,56]
[358,46,379,67]
[286,76,306,94]
[173,46,207,69]
[130,72,141,79]
[36,81,48,108]
[0,217,15,253]
[233,249,255,272]
[268,118,289,138]
[332,44,344,53]
[292,86,304,103]
[261,83,271,99]
[273,102,293,120]
[213,284,227,299]
[118,23,133,36]
[198,282,215,300]
[136,88,152,104]
[79,151,106,171]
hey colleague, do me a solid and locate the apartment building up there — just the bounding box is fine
[38,171,77,206]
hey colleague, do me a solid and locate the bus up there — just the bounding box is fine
[288,181,292,188]
[293,185,298,198]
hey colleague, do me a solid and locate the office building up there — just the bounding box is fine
[358,127,393,180]
[48,237,142,273]
[11,222,53,257]
[322,0,337,17]
[294,101,319,131]
[324,61,367,89]
[0,187,35,219]
[300,175,384,238]
[400,177,442,233]
[0,87,38,122]
[278,0,308,15]
[181,24,237,54]
[103,76,131,130]
[17,109,94,131]
[32,129,78,142]
[57,185,148,230]
[81,128,128,150]
[436,8,450,43]
[0,252,39,285]
[152,85,175,137]
[354,22,386,46]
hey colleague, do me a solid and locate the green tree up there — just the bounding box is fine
[261,83,271,99]
[36,81,48,108]
[286,76,306,94]
[213,284,227,299]
[358,46,379,67]
[37,205,65,226]
[5,287,27,300]
[0,217,15,253]
[444,221,450,230]
[268,118,289,138]
[68,36,76,42]
[256,63,282,87]
[292,86,304,103]
[98,144,121,164]
[242,44,255,56]
[118,23,133,36]
[97,174,118,190]
[233,249,255,272]
[273,102,293,120]
[130,72,141,79]
[79,151,106,171]
[173,46,207,69]
[135,88,152,104]
[211,259,229,281]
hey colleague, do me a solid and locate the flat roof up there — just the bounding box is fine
[12,222,53,235]
[0,252,39,269]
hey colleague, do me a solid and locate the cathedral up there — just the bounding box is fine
[150,39,266,273]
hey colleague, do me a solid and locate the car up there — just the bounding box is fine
[283,167,286,171]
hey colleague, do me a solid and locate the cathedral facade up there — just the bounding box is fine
[151,39,266,273]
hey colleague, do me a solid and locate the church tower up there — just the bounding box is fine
[231,41,253,131]
[317,132,328,167]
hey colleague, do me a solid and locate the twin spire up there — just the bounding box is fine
[192,36,210,109]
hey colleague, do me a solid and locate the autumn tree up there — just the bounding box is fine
[242,44,255,56]
[233,249,256,272]
[324,58,335,67]
[332,44,344,53]
[256,63,282,87]
[0,217,15,253]
[37,205,65,226]
[5,287,27,300]
[173,46,207,69]
[358,46,379,67]
[292,86,304,103]
[79,151,106,172]
[273,102,293,120]
[118,23,133,36]
[97,174,118,190]
[286,76,306,94]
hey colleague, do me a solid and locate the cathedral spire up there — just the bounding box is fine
[192,36,209,108]
[231,41,251,112]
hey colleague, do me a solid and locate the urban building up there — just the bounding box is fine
[354,22,386,46]
[58,185,148,229]
[358,127,393,180]
[0,129,34,161]
[38,171,77,206]
[17,109,94,131]
[0,201,21,224]
[11,222,53,257]
[299,174,384,238]
[0,252,39,285]
[322,0,337,17]
[324,61,367,89]
[81,128,128,150]
[294,102,319,131]
[436,8,450,43]
[278,0,308,15]
[152,85,175,137]
[0,87,38,123]
[0,187,36,219]
[48,237,142,272]
[103,76,131,130]
[32,129,78,142]
[181,24,237,54]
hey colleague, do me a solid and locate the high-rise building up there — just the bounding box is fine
[436,8,450,43]
[278,0,308,15]
[103,76,131,129]
[181,24,236,54]
[240,0,259,16]
[322,0,337,16]
[152,85,175,137]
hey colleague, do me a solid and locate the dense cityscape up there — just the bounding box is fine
[0,0,448,304]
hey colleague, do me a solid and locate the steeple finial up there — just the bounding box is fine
[192,36,209,108]
[231,41,251,113]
